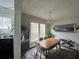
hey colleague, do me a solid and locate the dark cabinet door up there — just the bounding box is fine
[0,39,13,59]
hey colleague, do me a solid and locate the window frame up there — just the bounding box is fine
[0,16,12,34]
[30,21,46,41]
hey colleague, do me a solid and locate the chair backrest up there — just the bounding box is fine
[39,37,43,41]
[44,37,47,39]
[35,43,43,54]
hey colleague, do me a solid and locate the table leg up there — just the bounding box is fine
[58,42,61,50]
[45,51,48,59]
[56,45,59,51]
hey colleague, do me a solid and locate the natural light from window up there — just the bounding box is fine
[40,24,45,38]
[30,22,39,42]
[0,17,12,34]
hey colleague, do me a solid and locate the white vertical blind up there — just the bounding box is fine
[30,22,46,47]
[40,24,45,38]
[0,17,11,29]
[30,22,39,41]
[0,16,12,34]
[30,22,46,41]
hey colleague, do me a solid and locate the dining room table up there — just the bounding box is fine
[39,38,60,59]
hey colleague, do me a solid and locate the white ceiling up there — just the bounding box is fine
[0,0,14,9]
[22,0,79,20]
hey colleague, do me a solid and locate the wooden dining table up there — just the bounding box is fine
[39,38,60,59]
[39,38,60,49]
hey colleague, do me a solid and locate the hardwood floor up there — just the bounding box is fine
[24,47,79,59]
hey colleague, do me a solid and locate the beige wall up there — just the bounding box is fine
[21,13,51,47]
[51,17,79,43]
[21,13,51,33]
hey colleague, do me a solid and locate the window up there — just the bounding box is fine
[0,16,12,34]
[30,22,46,41]
[40,24,45,38]
[30,22,46,47]
[30,22,39,42]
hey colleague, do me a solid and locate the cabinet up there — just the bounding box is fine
[0,38,13,59]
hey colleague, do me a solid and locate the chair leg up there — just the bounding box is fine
[45,51,48,59]
[40,54,41,59]
[35,51,38,59]
[59,43,61,50]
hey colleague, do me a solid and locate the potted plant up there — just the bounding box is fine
[45,31,55,38]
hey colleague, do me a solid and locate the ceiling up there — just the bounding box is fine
[22,0,79,20]
[0,0,14,9]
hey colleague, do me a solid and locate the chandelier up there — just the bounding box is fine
[47,10,52,24]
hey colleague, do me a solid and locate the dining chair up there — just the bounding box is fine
[35,43,57,59]
[35,42,46,59]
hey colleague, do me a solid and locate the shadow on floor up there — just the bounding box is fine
[25,47,79,59]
